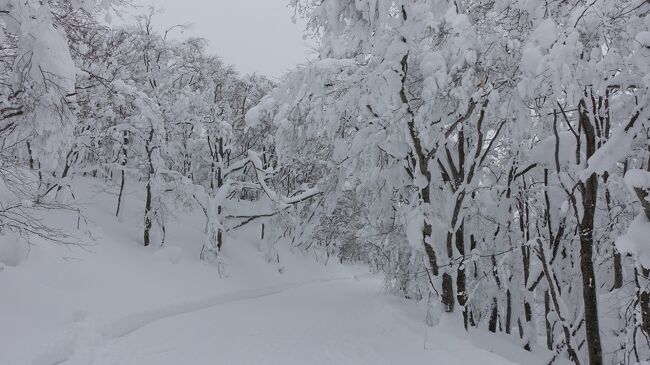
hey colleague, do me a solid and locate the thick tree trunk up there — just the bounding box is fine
[578,103,603,365]
[455,224,468,325]
[441,272,454,312]
[488,297,498,333]
[578,224,603,365]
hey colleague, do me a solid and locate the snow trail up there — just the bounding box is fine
[32,277,352,365]
[43,276,523,365]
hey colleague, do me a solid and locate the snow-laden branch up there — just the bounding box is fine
[247,150,321,209]
[617,169,650,267]
[222,156,251,179]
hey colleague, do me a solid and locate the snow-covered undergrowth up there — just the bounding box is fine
[0,178,552,365]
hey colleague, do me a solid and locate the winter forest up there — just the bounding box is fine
[1,0,649,364]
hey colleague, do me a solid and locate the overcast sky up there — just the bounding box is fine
[127,1,313,78]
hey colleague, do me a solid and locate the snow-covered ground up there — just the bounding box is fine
[1,179,556,365]
[55,277,538,365]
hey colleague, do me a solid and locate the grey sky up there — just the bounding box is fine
[129,1,313,78]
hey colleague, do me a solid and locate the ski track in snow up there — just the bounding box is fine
[32,276,353,365]
[31,274,522,365]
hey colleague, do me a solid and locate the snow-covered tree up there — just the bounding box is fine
[248,0,650,363]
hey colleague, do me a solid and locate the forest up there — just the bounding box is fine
[1,1,649,365]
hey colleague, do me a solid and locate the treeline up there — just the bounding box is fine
[0,1,294,261]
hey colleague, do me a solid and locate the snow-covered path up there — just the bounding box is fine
[56,276,521,365]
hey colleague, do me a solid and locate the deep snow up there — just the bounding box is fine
[58,277,530,365]
[0,179,559,365]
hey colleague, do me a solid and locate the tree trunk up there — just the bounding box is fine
[397,44,439,301]
[455,224,468,326]
[441,273,454,313]
[144,180,152,247]
[216,137,224,251]
[26,142,34,169]
[638,267,650,337]
[537,240,581,365]
[116,131,129,217]
[578,103,603,365]
[505,289,512,335]
[545,290,553,351]
[116,170,126,217]
[143,129,155,247]
[488,297,498,333]
[519,197,533,351]
[612,249,623,290]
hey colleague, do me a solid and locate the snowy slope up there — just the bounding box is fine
[1,178,555,365]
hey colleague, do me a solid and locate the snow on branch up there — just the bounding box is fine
[616,169,650,267]
[247,150,321,209]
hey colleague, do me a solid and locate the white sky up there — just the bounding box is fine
[126,1,313,78]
